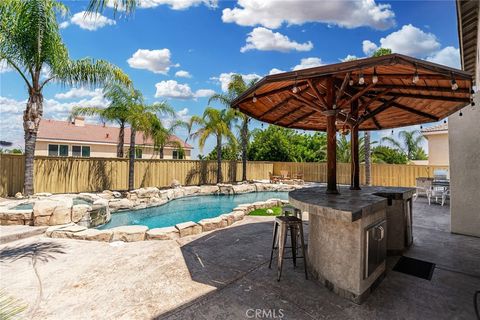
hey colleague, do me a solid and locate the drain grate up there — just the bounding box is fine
[393,256,435,280]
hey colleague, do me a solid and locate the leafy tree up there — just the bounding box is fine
[72,83,136,158]
[372,48,392,57]
[0,0,130,195]
[149,119,186,159]
[372,146,408,164]
[209,74,257,181]
[189,108,237,183]
[206,144,239,161]
[381,130,427,160]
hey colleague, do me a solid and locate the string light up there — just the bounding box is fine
[443,120,447,124]
[292,75,298,94]
[372,68,378,84]
[391,130,394,135]
[451,74,458,91]
[420,125,423,129]
[358,72,365,85]
[349,79,354,86]
[459,111,463,117]
[252,93,257,103]
[412,66,419,84]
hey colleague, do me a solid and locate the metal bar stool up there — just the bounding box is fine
[268,215,308,281]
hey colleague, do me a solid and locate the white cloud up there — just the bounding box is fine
[0,60,12,74]
[59,21,70,29]
[378,24,440,57]
[107,0,217,10]
[175,70,192,78]
[0,93,109,148]
[154,80,214,99]
[292,57,323,71]
[362,40,378,56]
[70,11,116,31]
[54,88,103,100]
[127,49,178,74]
[426,46,460,69]
[222,0,395,30]
[240,27,313,53]
[269,68,285,75]
[212,72,261,91]
[194,89,215,98]
[342,54,359,62]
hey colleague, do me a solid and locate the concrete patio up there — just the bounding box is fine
[0,197,479,319]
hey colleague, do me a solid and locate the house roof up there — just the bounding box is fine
[37,119,193,149]
[421,122,448,133]
[456,0,478,80]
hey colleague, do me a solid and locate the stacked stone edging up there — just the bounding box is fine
[45,197,289,242]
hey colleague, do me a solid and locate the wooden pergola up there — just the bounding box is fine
[231,54,473,194]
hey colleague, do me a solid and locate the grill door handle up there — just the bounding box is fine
[374,226,385,241]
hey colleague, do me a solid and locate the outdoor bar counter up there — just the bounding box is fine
[289,186,415,304]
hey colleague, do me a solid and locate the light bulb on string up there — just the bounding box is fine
[358,72,365,85]
[252,93,257,103]
[292,75,298,94]
[349,79,354,86]
[372,68,378,84]
[451,74,458,91]
[459,111,463,117]
[413,66,419,84]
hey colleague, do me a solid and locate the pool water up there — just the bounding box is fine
[98,191,289,230]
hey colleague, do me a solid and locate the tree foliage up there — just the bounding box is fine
[381,130,427,160]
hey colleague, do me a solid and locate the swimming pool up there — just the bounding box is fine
[98,191,289,230]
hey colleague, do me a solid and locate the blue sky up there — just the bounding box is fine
[0,0,461,157]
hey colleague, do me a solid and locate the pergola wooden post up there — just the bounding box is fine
[325,78,339,194]
[350,100,361,190]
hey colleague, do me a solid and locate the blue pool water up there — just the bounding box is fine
[98,191,289,230]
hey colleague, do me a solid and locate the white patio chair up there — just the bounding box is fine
[430,187,449,206]
[414,177,433,202]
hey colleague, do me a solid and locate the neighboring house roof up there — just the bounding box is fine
[421,122,448,134]
[37,119,193,149]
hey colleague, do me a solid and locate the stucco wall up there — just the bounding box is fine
[449,93,480,237]
[35,140,191,160]
[425,132,449,166]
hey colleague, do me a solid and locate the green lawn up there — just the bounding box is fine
[248,206,283,216]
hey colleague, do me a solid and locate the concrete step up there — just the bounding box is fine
[0,225,48,244]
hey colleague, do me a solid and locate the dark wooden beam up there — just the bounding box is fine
[364,105,382,129]
[339,83,375,109]
[384,92,471,103]
[306,79,328,108]
[274,105,304,125]
[290,92,323,112]
[335,72,351,105]
[325,77,338,194]
[391,102,439,121]
[350,100,360,190]
[357,90,389,111]
[358,98,397,124]
[352,84,470,94]
[285,110,317,127]
[258,87,309,120]
[236,81,308,105]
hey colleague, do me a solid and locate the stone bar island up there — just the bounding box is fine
[289,186,415,304]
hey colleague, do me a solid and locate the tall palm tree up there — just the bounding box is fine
[124,95,174,190]
[71,83,134,158]
[149,119,186,159]
[189,107,237,183]
[0,0,130,195]
[382,130,426,160]
[209,74,256,181]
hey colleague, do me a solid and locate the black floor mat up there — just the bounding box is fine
[393,256,435,280]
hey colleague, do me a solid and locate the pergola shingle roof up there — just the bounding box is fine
[232,54,473,131]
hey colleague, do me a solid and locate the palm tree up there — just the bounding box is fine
[209,74,256,181]
[149,119,186,159]
[381,130,426,160]
[364,132,371,185]
[71,83,134,158]
[124,95,174,190]
[0,0,130,195]
[337,135,369,163]
[189,107,237,183]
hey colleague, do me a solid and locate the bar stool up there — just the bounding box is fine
[268,215,308,281]
[282,205,302,219]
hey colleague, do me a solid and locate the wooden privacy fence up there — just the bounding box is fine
[0,154,448,196]
[0,154,273,196]
[272,162,448,187]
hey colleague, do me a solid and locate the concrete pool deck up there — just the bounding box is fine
[0,197,479,319]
